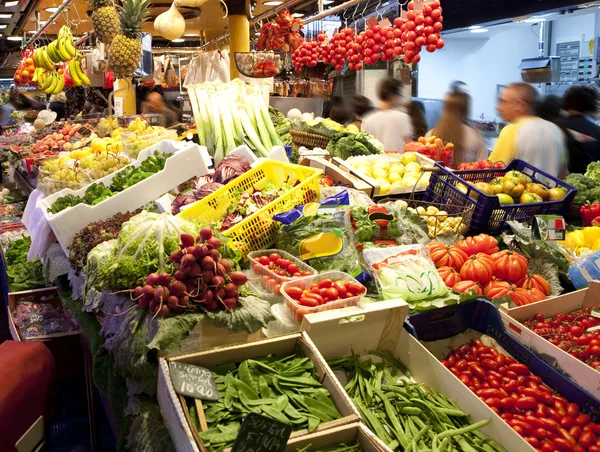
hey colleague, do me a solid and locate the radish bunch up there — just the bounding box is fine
[397,0,444,64]
[131,227,248,318]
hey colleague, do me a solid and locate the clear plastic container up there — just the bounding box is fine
[248,249,317,296]
[263,302,299,338]
[280,271,366,323]
[122,132,160,158]
[247,279,283,305]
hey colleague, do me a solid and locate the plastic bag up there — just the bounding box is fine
[276,207,365,279]
[351,203,404,247]
[13,302,78,338]
[363,244,448,301]
[320,186,374,208]
[568,250,600,289]
[273,189,349,224]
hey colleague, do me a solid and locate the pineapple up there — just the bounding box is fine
[89,0,120,45]
[108,0,150,77]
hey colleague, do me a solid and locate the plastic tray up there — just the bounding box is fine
[281,271,365,323]
[404,299,600,422]
[248,249,317,295]
[178,160,322,255]
[334,152,436,197]
[40,140,212,255]
[263,302,299,338]
[423,159,578,234]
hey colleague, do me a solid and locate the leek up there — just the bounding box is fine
[239,108,269,157]
[187,87,205,146]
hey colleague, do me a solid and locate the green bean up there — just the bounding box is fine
[405,425,429,452]
[354,398,392,445]
[373,387,409,448]
[437,420,491,441]
[439,438,449,452]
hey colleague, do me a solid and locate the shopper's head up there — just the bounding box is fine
[408,101,428,139]
[378,78,403,107]
[7,89,18,106]
[351,95,373,119]
[442,91,470,121]
[329,104,352,125]
[563,86,599,115]
[496,83,538,123]
[536,95,563,122]
[146,92,165,113]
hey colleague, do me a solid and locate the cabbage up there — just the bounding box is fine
[86,211,199,290]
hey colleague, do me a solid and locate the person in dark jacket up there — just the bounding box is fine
[556,86,600,174]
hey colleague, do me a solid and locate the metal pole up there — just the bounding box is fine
[24,0,74,47]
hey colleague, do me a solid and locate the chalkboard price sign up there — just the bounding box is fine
[231,413,292,452]
[169,361,219,401]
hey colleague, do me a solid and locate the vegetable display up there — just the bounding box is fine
[48,151,170,213]
[256,10,304,53]
[326,131,384,160]
[191,352,341,451]
[442,338,600,451]
[5,236,47,291]
[523,309,600,371]
[269,107,292,146]
[283,276,365,311]
[187,79,281,162]
[296,441,360,452]
[329,353,505,452]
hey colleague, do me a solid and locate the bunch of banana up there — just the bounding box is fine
[40,71,64,95]
[33,46,54,71]
[68,58,90,86]
[46,26,78,63]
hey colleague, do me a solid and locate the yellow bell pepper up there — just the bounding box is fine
[593,238,600,250]
[565,230,586,250]
[583,226,600,248]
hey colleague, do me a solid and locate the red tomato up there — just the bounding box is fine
[299,297,319,307]
[284,286,303,300]
[273,284,281,295]
[452,280,483,295]
[257,255,270,266]
[426,242,468,271]
[269,253,281,262]
[324,287,339,300]
[437,266,462,287]
[287,263,300,275]
[333,281,347,296]
[515,396,537,410]
[456,234,499,256]
[491,250,529,282]
[344,281,365,295]
[318,279,333,289]
[460,253,496,283]
[576,414,591,427]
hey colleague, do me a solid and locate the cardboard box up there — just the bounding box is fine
[499,281,600,397]
[301,299,534,452]
[299,156,372,196]
[332,152,436,198]
[285,422,384,451]
[157,333,359,452]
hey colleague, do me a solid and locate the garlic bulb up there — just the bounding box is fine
[154,3,186,41]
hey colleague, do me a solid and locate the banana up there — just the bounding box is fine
[33,48,41,67]
[38,69,47,86]
[42,48,54,70]
[72,58,90,86]
[41,71,55,92]
[56,38,70,61]
[32,67,39,83]
[52,73,64,94]
[64,36,76,58]
[47,41,59,63]
[69,59,82,86]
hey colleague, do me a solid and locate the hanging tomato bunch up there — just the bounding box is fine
[290,0,445,71]
[257,10,304,53]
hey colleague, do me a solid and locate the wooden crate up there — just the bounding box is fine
[299,156,373,196]
[285,422,385,451]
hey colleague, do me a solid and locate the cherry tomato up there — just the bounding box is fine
[525,437,540,448]
[299,297,319,307]
[509,419,534,436]
[568,425,582,441]
[515,396,537,410]
[273,284,281,295]
[539,418,560,432]
[344,281,365,295]
[575,414,591,427]
[303,292,324,304]
[499,397,516,411]
[458,374,470,385]
[469,363,486,379]
[287,263,300,275]
[317,279,333,289]
[269,253,281,262]
[310,286,321,294]
[553,438,577,451]
[324,287,339,300]
[257,255,270,265]
[333,281,347,296]
[561,417,577,430]
[284,286,303,300]
[508,363,529,376]
[567,403,580,418]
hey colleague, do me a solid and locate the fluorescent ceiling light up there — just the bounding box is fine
[0,24,7,29]
[184,33,200,36]
[470,28,488,33]
[292,12,304,17]
[171,38,185,42]
[263,1,283,5]
[45,7,58,12]
[7,36,21,40]
[5,1,18,6]
[468,25,481,30]
[0,13,12,18]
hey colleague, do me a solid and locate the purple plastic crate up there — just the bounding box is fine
[404,299,600,422]
[423,159,578,234]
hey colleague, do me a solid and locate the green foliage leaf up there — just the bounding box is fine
[204,295,274,334]
[147,312,205,353]
[127,396,176,452]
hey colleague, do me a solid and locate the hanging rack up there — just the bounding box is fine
[23,0,74,48]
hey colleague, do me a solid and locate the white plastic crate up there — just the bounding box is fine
[40,140,212,254]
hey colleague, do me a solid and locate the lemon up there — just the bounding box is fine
[390,163,405,174]
[372,168,388,179]
[426,205,439,214]
[373,160,390,170]
[391,180,404,190]
[404,162,421,173]
[357,165,372,176]
[402,152,417,165]
[376,178,391,195]
[403,171,421,181]
[416,206,427,215]
[401,177,419,187]
[387,172,402,183]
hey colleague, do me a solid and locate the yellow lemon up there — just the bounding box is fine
[403,171,421,181]
[405,162,421,173]
[387,172,402,183]
[391,180,404,190]
[357,165,372,176]
[376,178,391,195]
[373,160,390,170]
[372,168,388,179]
[401,177,419,187]
[402,152,417,165]
[416,206,427,215]
[390,163,405,174]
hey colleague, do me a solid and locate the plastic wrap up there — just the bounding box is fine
[13,302,78,338]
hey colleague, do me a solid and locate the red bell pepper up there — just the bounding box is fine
[593,215,600,227]
[580,202,600,226]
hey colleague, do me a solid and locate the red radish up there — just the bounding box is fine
[202,271,214,284]
[230,271,248,286]
[216,263,226,277]
[170,250,183,263]
[208,249,221,261]
[220,259,232,273]
[190,264,202,278]
[143,285,155,298]
[186,246,196,255]
[173,270,187,281]
[170,280,186,297]
[157,305,170,318]
[224,282,237,297]
[211,275,225,288]
[146,273,159,286]
[158,273,171,287]
[199,227,213,241]
[221,297,237,310]
[133,286,143,299]
[180,233,195,247]
[207,237,222,249]
[201,256,215,270]
[167,295,180,309]
[205,289,214,304]
[149,299,159,313]
[179,296,190,307]
[138,297,150,309]
[180,254,196,268]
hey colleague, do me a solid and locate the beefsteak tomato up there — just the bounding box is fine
[460,253,496,283]
[485,282,532,306]
[523,286,546,303]
[517,273,551,296]
[452,280,483,295]
[456,234,499,256]
[491,250,528,282]
[438,266,462,288]
[483,277,509,297]
[426,242,468,271]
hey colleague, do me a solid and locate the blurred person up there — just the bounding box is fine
[48,93,66,120]
[408,101,428,141]
[167,99,182,123]
[489,82,567,178]
[362,78,413,151]
[536,95,563,123]
[350,95,373,129]
[449,80,468,94]
[556,86,600,174]
[0,90,17,127]
[142,91,177,127]
[329,103,352,125]
[426,91,484,167]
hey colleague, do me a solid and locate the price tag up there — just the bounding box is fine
[366,16,379,28]
[231,413,292,452]
[169,362,219,401]
[401,9,407,20]
[114,97,124,117]
[413,0,424,12]
[379,18,392,29]
[532,215,566,241]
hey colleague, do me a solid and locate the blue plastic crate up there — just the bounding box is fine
[404,299,600,422]
[423,159,578,234]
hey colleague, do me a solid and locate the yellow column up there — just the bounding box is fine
[228,15,250,79]
[114,77,136,116]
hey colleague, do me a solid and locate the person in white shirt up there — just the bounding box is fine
[489,83,568,178]
[426,91,485,167]
[361,78,413,152]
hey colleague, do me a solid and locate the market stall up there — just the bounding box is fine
[2,0,600,451]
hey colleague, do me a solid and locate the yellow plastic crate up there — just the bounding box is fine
[178,160,322,255]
